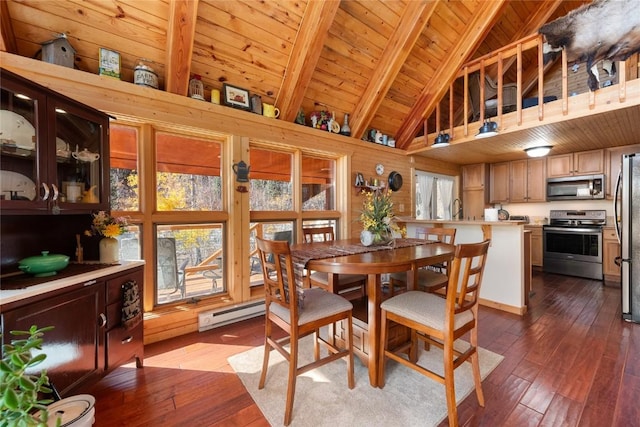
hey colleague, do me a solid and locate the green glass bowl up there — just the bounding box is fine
[18,251,70,277]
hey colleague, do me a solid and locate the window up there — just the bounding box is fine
[415,172,455,220]
[110,124,139,211]
[301,155,335,211]
[156,223,225,305]
[248,221,294,289]
[156,132,222,211]
[249,148,292,211]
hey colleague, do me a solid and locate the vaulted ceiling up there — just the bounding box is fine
[1,0,638,164]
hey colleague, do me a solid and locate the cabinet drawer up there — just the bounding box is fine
[603,229,618,241]
[107,323,143,369]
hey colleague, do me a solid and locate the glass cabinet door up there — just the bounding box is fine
[0,77,47,209]
[1,69,109,214]
[50,98,108,209]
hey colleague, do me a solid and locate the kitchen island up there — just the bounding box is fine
[397,218,529,315]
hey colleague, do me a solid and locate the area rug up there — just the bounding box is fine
[228,336,503,426]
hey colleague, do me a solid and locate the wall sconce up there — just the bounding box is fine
[432,131,450,147]
[525,145,552,157]
[475,120,498,139]
[232,160,250,182]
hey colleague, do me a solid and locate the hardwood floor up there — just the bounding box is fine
[81,272,640,426]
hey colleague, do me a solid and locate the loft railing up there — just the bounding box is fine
[423,33,638,145]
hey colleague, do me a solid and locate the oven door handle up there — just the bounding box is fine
[543,227,602,234]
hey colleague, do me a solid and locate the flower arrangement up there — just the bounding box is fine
[85,210,128,238]
[359,189,405,243]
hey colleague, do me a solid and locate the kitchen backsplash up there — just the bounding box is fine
[497,199,614,225]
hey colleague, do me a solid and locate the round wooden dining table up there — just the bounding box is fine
[290,238,455,387]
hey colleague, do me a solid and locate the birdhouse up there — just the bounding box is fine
[41,34,76,68]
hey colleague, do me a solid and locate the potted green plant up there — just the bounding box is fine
[0,325,56,427]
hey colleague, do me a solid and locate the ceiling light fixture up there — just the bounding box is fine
[525,145,552,157]
[475,120,498,139]
[432,131,450,147]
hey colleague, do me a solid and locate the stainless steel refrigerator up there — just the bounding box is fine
[615,153,640,323]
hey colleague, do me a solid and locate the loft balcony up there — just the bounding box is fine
[409,33,640,164]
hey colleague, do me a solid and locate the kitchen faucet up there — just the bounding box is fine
[452,198,463,219]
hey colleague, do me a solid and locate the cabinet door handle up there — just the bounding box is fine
[83,279,97,286]
[51,183,59,201]
[98,313,107,328]
[42,182,50,201]
[121,336,133,344]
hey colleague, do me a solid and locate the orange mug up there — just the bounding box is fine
[263,103,280,118]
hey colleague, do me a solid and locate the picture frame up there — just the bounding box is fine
[222,83,251,110]
[98,48,121,79]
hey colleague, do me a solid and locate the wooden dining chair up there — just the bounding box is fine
[255,237,355,426]
[302,226,367,300]
[378,240,491,427]
[387,227,456,296]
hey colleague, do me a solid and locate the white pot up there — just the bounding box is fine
[41,394,95,427]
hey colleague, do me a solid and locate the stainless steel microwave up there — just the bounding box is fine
[546,174,605,201]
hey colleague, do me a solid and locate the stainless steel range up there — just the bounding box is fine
[543,209,606,280]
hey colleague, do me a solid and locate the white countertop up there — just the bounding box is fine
[0,260,145,306]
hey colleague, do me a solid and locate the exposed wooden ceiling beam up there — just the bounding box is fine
[349,0,435,140]
[165,0,199,96]
[0,0,17,53]
[395,0,508,149]
[278,0,340,122]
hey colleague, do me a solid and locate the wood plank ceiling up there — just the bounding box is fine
[2,0,638,165]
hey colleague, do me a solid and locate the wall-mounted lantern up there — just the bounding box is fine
[233,160,250,192]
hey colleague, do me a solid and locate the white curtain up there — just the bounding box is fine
[416,175,434,219]
[438,178,454,220]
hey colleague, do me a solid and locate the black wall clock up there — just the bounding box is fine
[388,171,403,191]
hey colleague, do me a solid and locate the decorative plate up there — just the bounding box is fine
[388,171,403,191]
[0,110,36,150]
[0,170,36,201]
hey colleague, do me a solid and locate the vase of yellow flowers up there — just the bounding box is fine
[85,211,127,264]
[359,189,405,246]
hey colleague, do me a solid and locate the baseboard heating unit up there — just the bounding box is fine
[198,300,265,332]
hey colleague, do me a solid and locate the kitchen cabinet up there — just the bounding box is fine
[605,144,640,199]
[510,158,546,203]
[462,163,489,220]
[603,227,621,283]
[0,265,144,396]
[525,225,543,267]
[462,163,489,190]
[490,162,510,203]
[0,68,110,214]
[546,149,603,178]
[1,281,105,396]
[524,230,532,306]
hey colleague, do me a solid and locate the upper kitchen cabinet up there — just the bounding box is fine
[510,158,546,203]
[490,162,510,203]
[605,144,640,199]
[0,68,109,214]
[546,149,604,178]
[462,163,489,190]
